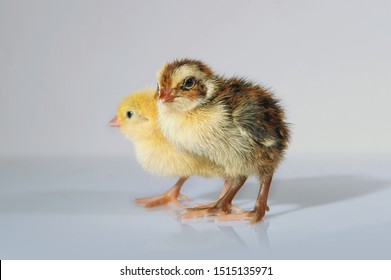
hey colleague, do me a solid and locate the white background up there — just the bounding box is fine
[1,0,391,259]
[3,260,391,280]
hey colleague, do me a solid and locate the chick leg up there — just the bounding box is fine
[218,179,232,198]
[135,177,189,207]
[194,180,242,212]
[181,176,246,219]
[215,174,273,224]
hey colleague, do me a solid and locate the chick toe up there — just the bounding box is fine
[181,200,241,219]
[194,202,242,213]
[214,210,266,224]
[135,177,189,208]
[135,194,186,208]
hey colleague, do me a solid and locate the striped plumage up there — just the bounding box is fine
[157,59,290,223]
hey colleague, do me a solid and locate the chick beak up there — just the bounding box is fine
[108,116,122,127]
[158,88,175,103]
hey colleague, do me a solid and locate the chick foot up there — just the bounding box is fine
[214,206,269,224]
[135,177,189,207]
[193,179,241,212]
[135,192,189,207]
[216,174,273,224]
[181,203,237,219]
[193,202,242,212]
[181,176,247,219]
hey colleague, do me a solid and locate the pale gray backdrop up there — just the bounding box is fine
[1,0,391,259]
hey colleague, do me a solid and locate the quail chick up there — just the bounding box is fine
[109,88,228,208]
[156,59,290,223]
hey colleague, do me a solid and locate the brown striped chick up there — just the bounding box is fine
[156,59,290,223]
[109,88,228,208]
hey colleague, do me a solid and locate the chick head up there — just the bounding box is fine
[109,89,158,141]
[157,58,219,112]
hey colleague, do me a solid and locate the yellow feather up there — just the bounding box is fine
[115,88,224,178]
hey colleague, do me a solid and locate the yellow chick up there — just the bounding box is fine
[109,88,228,208]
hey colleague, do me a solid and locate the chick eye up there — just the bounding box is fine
[183,77,196,90]
[126,111,133,119]
[156,83,160,92]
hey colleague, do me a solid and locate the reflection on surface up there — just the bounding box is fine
[1,157,390,259]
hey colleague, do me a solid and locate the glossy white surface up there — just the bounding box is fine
[1,154,390,259]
